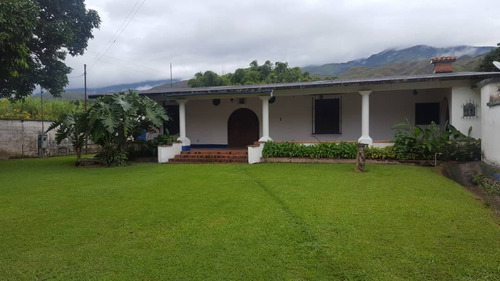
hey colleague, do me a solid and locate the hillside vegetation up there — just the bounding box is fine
[340,54,486,79]
[304,45,493,77]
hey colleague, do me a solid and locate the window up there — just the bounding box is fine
[415,103,440,125]
[463,100,478,118]
[313,95,341,134]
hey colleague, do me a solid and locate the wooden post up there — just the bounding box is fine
[355,143,367,172]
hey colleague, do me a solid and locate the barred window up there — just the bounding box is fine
[463,101,478,118]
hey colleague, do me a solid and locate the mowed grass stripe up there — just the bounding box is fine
[243,164,500,280]
[0,157,498,280]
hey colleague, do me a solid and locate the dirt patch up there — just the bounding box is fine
[440,162,500,216]
[463,185,500,216]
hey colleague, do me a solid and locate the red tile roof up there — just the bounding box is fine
[430,56,457,64]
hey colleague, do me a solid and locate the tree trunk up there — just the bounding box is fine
[355,143,367,172]
[75,147,82,166]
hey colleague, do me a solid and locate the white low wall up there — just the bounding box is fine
[158,143,182,163]
[480,81,500,167]
[248,142,265,164]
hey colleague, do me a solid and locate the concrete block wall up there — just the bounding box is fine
[0,119,97,159]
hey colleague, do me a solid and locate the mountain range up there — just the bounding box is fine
[66,79,179,94]
[37,79,181,100]
[303,45,494,76]
[45,45,494,100]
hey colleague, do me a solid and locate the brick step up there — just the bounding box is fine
[170,158,247,164]
[170,149,248,164]
[181,151,248,156]
[176,155,248,159]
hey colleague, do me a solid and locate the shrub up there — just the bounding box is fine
[365,146,396,160]
[0,97,83,120]
[96,146,128,167]
[152,134,179,146]
[262,142,357,159]
[126,134,179,159]
[473,174,500,195]
[392,120,480,161]
[88,91,168,166]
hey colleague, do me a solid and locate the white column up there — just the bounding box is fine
[176,99,191,151]
[258,96,273,142]
[358,91,373,145]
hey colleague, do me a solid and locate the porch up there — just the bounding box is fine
[143,73,496,164]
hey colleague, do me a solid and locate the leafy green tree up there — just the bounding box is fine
[250,60,273,81]
[0,0,38,98]
[267,62,303,83]
[188,60,337,87]
[476,43,500,72]
[47,111,90,165]
[88,91,168,166]
[0,0,100,100]
[188,71,228,87]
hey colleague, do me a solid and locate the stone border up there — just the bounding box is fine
[262,157,436,166]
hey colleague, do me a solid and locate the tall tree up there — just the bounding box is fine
[0,0,100,100]
[476,43,500,72]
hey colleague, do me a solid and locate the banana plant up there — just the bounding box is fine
[47,111,90,165]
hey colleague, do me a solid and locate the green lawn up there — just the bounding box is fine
[0,157,498,280]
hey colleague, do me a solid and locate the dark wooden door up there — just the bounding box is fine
[227,108,259,148]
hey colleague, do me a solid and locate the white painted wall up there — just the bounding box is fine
[186,98,261,145]
[480,82,500,167]
[183,88,455,146]
[371,88,450,139]
[450,87,482,139]
[269,94,361,142]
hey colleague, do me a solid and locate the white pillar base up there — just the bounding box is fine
[258,136,273,142]
[177,136,191,151]
[358,136,373,146]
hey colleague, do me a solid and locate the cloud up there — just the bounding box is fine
[66,0,500,89]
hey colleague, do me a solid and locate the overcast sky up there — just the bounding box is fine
[65,0,500,89]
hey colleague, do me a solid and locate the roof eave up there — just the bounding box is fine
[90,72,500,99]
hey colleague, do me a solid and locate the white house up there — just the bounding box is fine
[138,59,500,165]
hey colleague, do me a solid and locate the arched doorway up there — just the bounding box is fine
[227,108,259,148]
